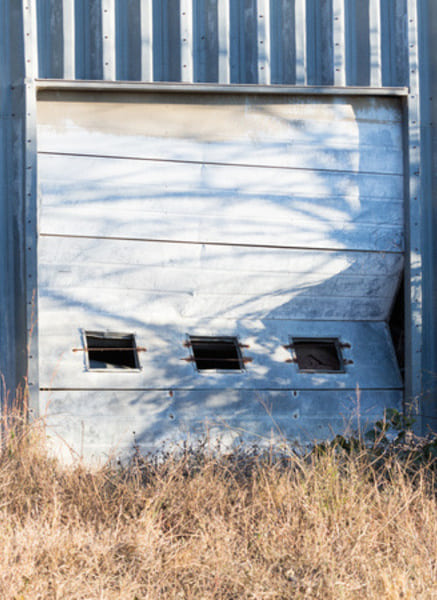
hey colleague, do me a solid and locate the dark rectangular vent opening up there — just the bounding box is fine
[292,338,343,372]
[389,276,404,380]
[189,336,243,370]
[85,332,139,370]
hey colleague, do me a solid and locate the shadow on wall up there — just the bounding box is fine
[36,95,405,459]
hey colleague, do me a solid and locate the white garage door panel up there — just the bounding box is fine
[38,237,403,323]
[38,133,402,176]
[39,236,403,275]
[37,93,403,175]
[39,262,400,300]
[36,92,404,451]
[39,286,391,324]
[41,388,402,460]
[38,317,402,390]
[39,154,404,252]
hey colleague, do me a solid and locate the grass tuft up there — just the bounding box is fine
[1,411,437,599]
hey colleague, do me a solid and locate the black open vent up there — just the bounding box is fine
[189,336,243,370]
[292,338,343,372]
[389,276,404,380]
[85,332,139,370]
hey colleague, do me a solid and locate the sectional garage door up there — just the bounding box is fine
[36,90,403,460]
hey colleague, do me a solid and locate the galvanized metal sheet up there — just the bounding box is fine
[38,235,404,322]
[40,388,403,461]
[37,93,404,256]
[37,295,402,389]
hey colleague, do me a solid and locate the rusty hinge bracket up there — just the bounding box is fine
[72,347,147,353]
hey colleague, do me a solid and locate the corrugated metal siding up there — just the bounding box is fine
[418,0,437,432]
[35,0,409,87]
[2,0,437,443]
[0,1,28,407]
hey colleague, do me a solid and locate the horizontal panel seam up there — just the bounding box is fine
[39,232,405,255]
[37,150,404,178]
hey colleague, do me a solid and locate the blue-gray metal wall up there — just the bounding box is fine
[0,0,435,434]
[0,2,28,408]
[418,0,437,432]
[34,0,409,87]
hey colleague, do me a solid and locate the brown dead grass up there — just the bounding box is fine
[1,420,437,599]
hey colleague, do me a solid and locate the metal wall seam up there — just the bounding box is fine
[0,1,14,409]
[380,0,393,86]
[344,0,357,85]
[257,0,270,85]
[180,0,193,82]
[62,0,75,79]
[35,79,409,95]
[369,0,382,87]
[405,0,422,430]
[140,0,153,81]
[218,0,230,83]
[420,0,437,426]
[333,0,346,86]
[22,0,39,418]
[294,0,307,85]
[101,0,115,80]
[35,0,49,78]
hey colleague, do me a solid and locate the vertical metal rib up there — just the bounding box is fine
[294,0,307,84]
[102,0,116,80]
[63,0,75,79]
[218,0,230,83]
[140,0,154,81]
[22,0,40,414]
[257,0,271,84]
[180,0,194,81]
[405,0,423,430]
[369,0,382,86]
[333,0,346,85]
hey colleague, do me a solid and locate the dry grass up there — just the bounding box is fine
[1,417,437,599]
